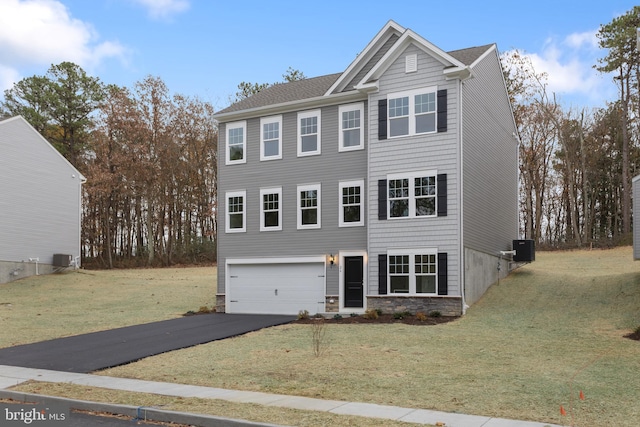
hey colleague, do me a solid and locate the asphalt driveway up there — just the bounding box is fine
[0,313,295,373]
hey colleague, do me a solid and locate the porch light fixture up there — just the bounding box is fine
[329,254,335,267]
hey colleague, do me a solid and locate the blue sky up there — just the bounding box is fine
[0,0,637,112]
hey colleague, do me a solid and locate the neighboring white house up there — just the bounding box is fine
[0,116,85,284]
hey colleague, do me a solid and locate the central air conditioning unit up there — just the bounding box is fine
[512,240,535,262]
[53,254,73,267]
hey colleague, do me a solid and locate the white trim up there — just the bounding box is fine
[325,20,406,95]
[338,250,368,313]
[387,86,438,138]
[387,248,438,295]
[297,109,322,157]
[259,187,282,232]
[259,115,283,161]
[225,190,246,233]
[338,103,365,152]
[297,183,321,229]
[387,170,438,219]
[338,179,365,227]
[225,121,247,165]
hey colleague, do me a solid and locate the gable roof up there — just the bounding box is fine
[214,20,495,121]
[0,116,86,182]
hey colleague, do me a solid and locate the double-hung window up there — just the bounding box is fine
[339,180,364,227]
[225,190,246,233]
[339,103,364,151]
[260,187,282,231]
[297,110,321,156]
[387,171,437,219]
[388,249,438,295]
[387,87,437,137]
[226,121,246,165]
[260,116,282,161]
[297,183,321,229]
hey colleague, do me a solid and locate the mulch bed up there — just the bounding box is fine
[295,313,459,326]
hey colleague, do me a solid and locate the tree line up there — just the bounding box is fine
[1,7,638,266]
[502,6,640,248]
[2,63,217,268]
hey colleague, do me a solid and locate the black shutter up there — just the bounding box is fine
[437,89,447,133]
[378,254,388,295]
[378,179,387,220]
[378,99,387,140]
[437,252,448,295]
[437,173,447,217]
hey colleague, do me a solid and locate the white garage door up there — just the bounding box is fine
[227,261,326,315]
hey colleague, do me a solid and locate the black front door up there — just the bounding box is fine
[344,256,364,308]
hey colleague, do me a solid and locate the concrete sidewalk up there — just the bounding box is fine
[0,365,562,427]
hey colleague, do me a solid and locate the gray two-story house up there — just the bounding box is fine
[213,21,518,316]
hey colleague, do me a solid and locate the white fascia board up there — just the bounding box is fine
[214,90,366,123]
[324,20,406,96]
[360,29,468,85]
[1,116,87,183]
[469,43,496,69]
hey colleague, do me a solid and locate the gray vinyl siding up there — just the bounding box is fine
[368,44,461,297]
[461,49,519,255]
[218,103,368,295]
[0,117,83,266]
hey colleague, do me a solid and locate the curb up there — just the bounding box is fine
[0,390,290,427]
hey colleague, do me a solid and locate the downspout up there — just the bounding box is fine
[29,258,39,275]
[459,78,467,315]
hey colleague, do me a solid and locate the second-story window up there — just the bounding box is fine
[226,121,247,165]
[387,171,437,219]
[297,183,321,229]
[260,187,282,231]
[260,116,282,161]
[298,110,321,156]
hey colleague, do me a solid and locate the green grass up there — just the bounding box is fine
[97,247,640,426]
[0,267,215,347]
[6,248,640,426]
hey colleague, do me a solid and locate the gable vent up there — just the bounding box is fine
[405,54,417,73]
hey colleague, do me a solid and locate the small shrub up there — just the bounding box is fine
[415,311,428,321]
[312,313,324,318]
[297,309,310,320]
[333,314,343,320]
[393,311,412,320]
[311,317,328,357]
[375,308,383,316]
[350,312,357,317]
[363,308,379,320]
[430,310,442,318]
[197,306,212,314]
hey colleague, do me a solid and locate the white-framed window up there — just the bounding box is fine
[225,190,246,233]
[388,87,437,137]
[225,121,247,165]
[297,110,321,156]
[338,103,364,152]
[260,116,282,161]
[339,180,364,227]
[388,171,437,219]
[260,187,282,231]
[388,248,438,295]
[297,183,321,229]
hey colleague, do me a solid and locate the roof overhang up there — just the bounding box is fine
[213,90,367,123]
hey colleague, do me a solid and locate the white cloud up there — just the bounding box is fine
[0,0,128,88]
[0,65,21,93]
[509,30,616,108]
[128,0,190,20]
